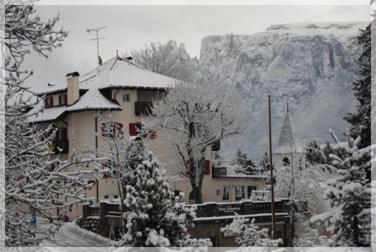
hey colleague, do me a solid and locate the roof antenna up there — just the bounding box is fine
[87,26,107,74]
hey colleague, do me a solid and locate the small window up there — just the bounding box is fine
[45,96,54,108]
[247,186,257,199]
[58,94,67,106]
[282,157,290,166]
[56,128,67,141]
[235,186,246,201]
[223,186,230,201]
[123,94,130,102]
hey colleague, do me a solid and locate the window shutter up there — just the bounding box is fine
[203,160,211,175]
[63,94,68,105]
[129,123,138,136]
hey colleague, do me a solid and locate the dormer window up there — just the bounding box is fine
[58,93,68,106]
[45,96,54,108]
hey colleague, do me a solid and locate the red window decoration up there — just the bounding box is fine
[45,96,54,108]
[129,122,142,136]
[59,94,68,106]
[101,122,123,138]
[203,160,211,175]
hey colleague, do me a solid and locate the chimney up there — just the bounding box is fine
[66,72,80,105]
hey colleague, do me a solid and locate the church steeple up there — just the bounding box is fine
[277,103,295,152]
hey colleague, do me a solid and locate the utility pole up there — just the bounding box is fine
[268,95,277,239]
[87,26,107,73]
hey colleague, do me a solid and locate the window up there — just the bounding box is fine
[247,186,257,199]
[282,157,290,166]
[56,128,67,140]
[129,122,142,136]
[223,186,230,201]
[101,122,123,138]
[58,94,68,106]
[45,96,54,107]
[123,94,130,102]
[235,186,246,201]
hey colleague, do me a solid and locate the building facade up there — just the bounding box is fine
[28,56,268,220]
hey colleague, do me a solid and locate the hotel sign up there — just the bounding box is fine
[217,204,241,215]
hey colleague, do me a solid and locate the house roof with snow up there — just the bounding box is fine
[28,56,179,123]
[27,103,67,123]
[66,88,121,112]
[33,56,178,95]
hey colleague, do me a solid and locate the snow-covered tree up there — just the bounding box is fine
[294,221,328,247]
[119,150,211,247]
[220,214,281,247]
[4,3,98,246]
[232,149,257,174]
[344,24,371,149]
[312,130,371,247]
[148,81,247,203]
[130,40,198,82]
[305,140,327,165]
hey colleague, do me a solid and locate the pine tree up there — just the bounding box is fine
[313,130,371,246]
[221,215,281,247]
[120,151,210,247]
[344,24,371,149]
[305,140,327,165]
[233,149,257,174]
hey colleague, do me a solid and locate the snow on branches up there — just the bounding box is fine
[311,130,371,246]
[147,80,247,202]
[221,214,281,247]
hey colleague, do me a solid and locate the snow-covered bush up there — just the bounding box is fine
[221,214,281,247]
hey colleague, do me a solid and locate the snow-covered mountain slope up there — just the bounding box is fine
[198,22,367,158]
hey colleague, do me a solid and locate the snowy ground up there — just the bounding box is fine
[40,221,116,249]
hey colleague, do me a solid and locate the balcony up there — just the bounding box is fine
[212,167,227,177]
[53,139,69,154]
[135,102,153,116]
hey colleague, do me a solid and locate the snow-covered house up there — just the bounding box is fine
[274,107,305,170]
[28,55,267,219]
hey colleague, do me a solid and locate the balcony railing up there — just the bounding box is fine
[212,166,268,178]
[53,139,69,154]
[135,102,153,116]
[212,167,227,177]
[190,199,294,218]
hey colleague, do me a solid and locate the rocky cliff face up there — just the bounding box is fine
[198,22,367,158]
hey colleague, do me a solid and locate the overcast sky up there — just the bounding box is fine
[24,5,370,90]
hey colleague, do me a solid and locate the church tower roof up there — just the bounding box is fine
[276,104,296,153]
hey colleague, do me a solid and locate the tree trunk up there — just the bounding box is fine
[189,184,203,204]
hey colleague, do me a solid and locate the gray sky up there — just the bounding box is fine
[24,5,370,90]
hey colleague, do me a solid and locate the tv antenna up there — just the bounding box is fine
[87,26,107,73]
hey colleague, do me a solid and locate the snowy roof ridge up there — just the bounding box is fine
[66,88,121,112]
[79,56,178,90]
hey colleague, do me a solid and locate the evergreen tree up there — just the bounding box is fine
[313,130,371,246]
[344,24,371,149]
[233,149,257,174]
[120,150,210,247]
[305,140,327,165]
